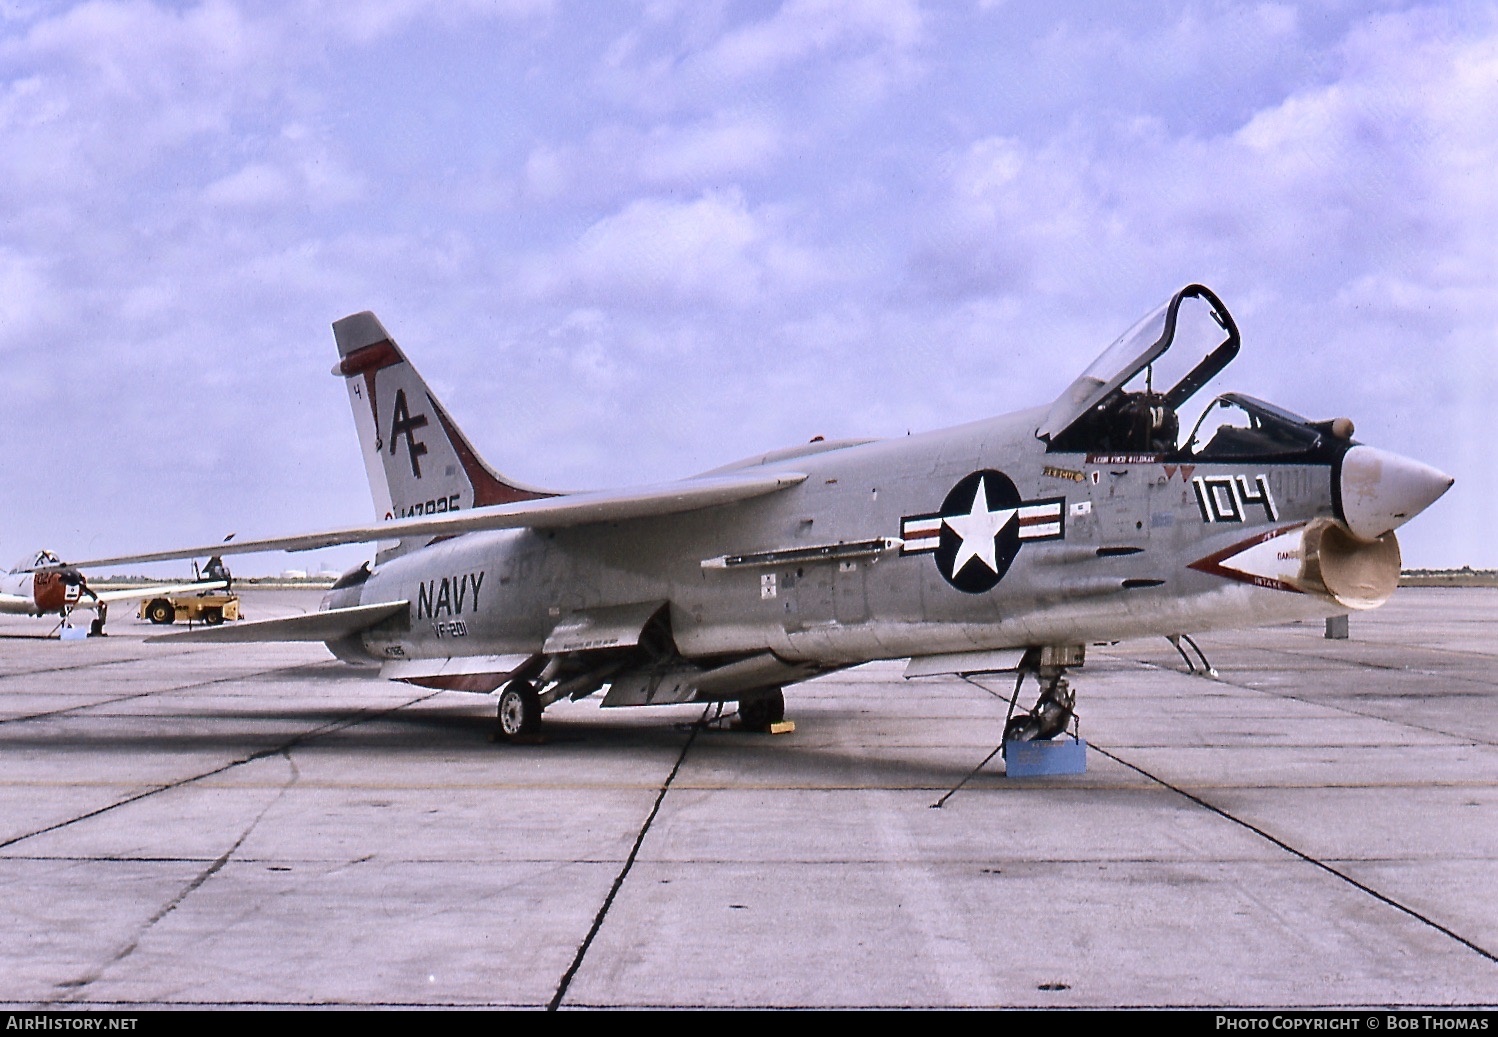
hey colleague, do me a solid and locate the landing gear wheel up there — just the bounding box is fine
[496,680,542,741]
[737,688,785,732]
[145,599,175,625]
[1004,675,1075,743]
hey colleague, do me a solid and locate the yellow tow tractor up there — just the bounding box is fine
[138,556,240,627]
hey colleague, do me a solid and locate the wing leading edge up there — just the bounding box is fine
[46,471,809,572]
[92,580,228,605]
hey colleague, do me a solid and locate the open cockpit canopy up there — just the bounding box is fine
[13,549,63,574]
[1040,285,1349,461]
[1040,284,1241,453]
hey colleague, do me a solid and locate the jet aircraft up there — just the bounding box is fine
[1,550,226,635]
[46,285,1452,739]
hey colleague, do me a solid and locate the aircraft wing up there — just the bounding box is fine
[49,471,809,572]
[89,580,229,606]
[0,592,36,615]
[0,582,223,614]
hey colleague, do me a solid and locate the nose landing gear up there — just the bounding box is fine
[1002,645,1084,745]
[1003,672,1075,743]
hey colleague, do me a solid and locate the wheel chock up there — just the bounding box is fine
[1004,737,1086,777]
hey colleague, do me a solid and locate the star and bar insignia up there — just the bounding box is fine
[901,470,1064,593]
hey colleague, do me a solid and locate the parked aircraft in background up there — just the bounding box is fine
[42,285,1452,739]
[1,550,225,635]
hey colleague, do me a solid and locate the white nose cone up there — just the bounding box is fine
[1340,445,1454,541]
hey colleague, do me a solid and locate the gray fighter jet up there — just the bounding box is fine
[58,285,1452,741]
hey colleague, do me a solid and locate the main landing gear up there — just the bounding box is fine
[51,603,108,639]
[735,687,786,733]
[495,679,542,742]
[490,677,794,742]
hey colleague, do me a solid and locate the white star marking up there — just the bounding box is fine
[943,477,1018,575]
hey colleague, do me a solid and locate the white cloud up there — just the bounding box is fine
[521,113,784,203]
[0,2,1490,570]
[638,114,784,184]
[202,147,365,210]
[203,163,294,208]
[519,189,847,308]
[0,247,59,347]
[702,0,923,79]
[301,0,554,45]
[594,0,926,116]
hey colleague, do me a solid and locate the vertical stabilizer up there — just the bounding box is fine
[332,312,553,561]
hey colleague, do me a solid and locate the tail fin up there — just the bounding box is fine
[332,312,553,560]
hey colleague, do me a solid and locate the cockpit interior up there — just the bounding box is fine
[1040,284,1353,462]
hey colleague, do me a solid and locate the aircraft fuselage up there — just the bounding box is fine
[332,404,1346,672]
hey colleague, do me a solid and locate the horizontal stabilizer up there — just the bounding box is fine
[146,600,408,644]
[52,472,809,572]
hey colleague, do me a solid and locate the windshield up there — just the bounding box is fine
[1184,394,1323,459]
[14,550,62,571]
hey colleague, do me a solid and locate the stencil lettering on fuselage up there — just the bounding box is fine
[415,571,486,620]
[901,470,1064,593]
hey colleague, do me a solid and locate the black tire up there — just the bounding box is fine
[1004,715,1041,743]
[146,599,176,625]
[201,607,224,626]
[496,681,542,740]
[738,688,786,731]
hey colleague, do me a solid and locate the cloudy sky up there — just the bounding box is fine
[1,0,1492,577]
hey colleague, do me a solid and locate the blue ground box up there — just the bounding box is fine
[1004,737,1087,777]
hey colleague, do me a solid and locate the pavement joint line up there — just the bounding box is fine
[1150,638,1498,686]
[0,678,442,852]
[8,852,1494,867]
[1122,656,1498,749]
[0,645,242,683]
[548,705,707,1012]
[1254,633,1498,664]
[0,646,349,727]
[1,999,1488,1010]
[55,753,298,999]
[0,666,301,727]
[1089,742,1498,965]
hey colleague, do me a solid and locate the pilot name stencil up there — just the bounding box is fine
[901,470,1064,593]
[415,570,486,620]
[1193,474,1278,523]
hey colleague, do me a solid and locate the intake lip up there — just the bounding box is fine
[1338,445,1453,542]
[1297,519,1401,611]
